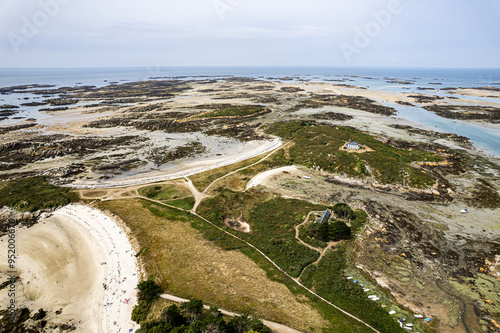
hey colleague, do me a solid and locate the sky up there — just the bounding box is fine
[0,0,499,68]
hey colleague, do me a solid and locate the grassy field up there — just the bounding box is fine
[265,121,441,188]
[138,184,192,201]
[95,199,329,332]
[197,105,265,118]
[197,189,405,332]
[198,189,326,277]
[188,151,270,192]
[0,176,78,212]
[300,245,404,333]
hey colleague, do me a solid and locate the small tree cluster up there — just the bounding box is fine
[333,203,354,220]
[306,220,352,242]
[135,298,272,333]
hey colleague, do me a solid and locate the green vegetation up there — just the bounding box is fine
[132,279,163,324]
[301,246,404,333]
[136,298,272,333]
[300,220,352,247]
[265,121,440,188]
[138,279,163,303]
[167,197,195,210]
[138,184,192,202]
[0,176,78,212]
[197,191,403,332]
[300,207,367,248]
[333,203,354,220]
[302,219,351,243]
[198,189,325,277]
[198,105,265,118]
[97,199,328,332]
[188,150,269,192]
[350,209,368,234]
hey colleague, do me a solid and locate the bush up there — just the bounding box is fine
[333,203,354,220]
[132,300,152,324]
[0,176,78,212]
[329,221,352,241]
[137,279,163,303]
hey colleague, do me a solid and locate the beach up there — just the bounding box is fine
[0,204,140,332]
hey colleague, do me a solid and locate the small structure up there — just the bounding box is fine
[346,142,361,150]
[461,209,468,213]
[316,209,331,224]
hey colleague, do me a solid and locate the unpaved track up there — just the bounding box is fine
[74,141,381,333]
[204,141,292,194]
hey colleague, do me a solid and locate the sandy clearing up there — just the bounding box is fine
[245,166,298,190]
[0,204,140,332]
[69,137,283,189]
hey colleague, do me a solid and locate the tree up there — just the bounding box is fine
[329,221,352,241]
[333,203,354,220]
[137,279,162,303]
[162,304,185,327]
[184,299,204,324]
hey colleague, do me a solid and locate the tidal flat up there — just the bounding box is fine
[1,76,500,333]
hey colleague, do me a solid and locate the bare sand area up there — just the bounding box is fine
[0,204,140,332]
[246,166,298,190]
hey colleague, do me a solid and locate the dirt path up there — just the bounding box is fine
[73,142,381,333]
[204,141,292,194]
[184,176,209,212]
[294,212,339,278]
[190,211,381,333]
[160,294,302,333]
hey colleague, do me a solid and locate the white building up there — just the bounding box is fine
[346,142,361,150]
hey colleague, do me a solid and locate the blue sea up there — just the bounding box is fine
[1,66,499,157]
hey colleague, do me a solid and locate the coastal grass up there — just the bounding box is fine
[265,121,440,188]
[0,176,78,212]
[197,105,265,118]
[197,189,405,332]
[95,199,328,333]
[138,184,192,201]
[166,197,195,210]
[188,151,269,192]
[197,189,325,278]
[300,245,404,333]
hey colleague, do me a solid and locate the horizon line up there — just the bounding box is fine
[1,65,500,70]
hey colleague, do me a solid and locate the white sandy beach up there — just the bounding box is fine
[0,204,140,332]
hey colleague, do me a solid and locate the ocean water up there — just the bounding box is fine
[1,66,499,157]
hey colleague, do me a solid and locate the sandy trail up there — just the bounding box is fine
[0,204,140,332]
[245,166,298,190]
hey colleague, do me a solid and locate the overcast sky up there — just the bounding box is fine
[1,0,499,68]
